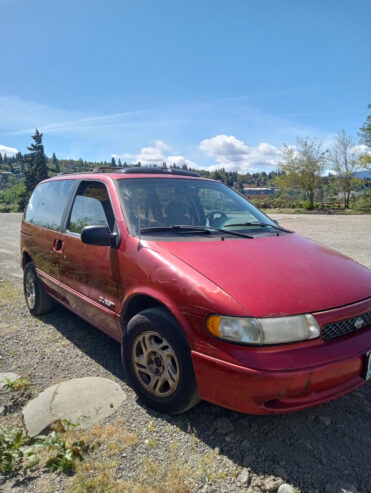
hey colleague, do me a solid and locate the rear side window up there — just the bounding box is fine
[67,181,115,235]
[25,180,75,231]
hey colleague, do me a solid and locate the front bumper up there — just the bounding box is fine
[192,350,368,414]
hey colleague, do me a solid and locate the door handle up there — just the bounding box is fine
[52,239,64,252]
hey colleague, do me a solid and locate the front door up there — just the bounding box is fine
[59,180,121,338]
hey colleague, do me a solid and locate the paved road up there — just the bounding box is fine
[0,213,370,283]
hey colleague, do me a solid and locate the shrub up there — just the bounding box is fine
[351,193,371,212]
[0,426,29,473]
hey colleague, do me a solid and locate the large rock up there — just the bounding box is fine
[0,372,21,389]
[22,377,126,437]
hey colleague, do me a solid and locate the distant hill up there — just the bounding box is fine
[354,170,371,179]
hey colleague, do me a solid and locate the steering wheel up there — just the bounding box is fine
[205,210,227,228]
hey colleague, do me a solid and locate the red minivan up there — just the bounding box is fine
[20,168,371,415]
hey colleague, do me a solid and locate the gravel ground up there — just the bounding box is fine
[0,213,371,493]
[269,214,371,269]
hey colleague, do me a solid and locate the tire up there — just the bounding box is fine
[121,307,200,415]
[23,262,54,315]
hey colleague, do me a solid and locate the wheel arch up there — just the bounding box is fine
[121,292,193,348]
[22,250,32,269]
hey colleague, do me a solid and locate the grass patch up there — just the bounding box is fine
[199,451,228,480]
[0,423,83,474]
[140,458,193,493]
[1,416,192,492]
[0,281,23,310]
[68,460,131,493]
[89,420,138,455]
[5,377,31,391]
[69,458,192,493]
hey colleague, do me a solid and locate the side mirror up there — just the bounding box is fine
[81,225,119,248]
[271,219,279,225]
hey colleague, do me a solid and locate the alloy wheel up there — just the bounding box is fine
[131,330,180,397]
[25,270,36,309]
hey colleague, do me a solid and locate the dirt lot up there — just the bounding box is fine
[0,213,370,493]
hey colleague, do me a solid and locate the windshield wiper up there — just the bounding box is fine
[225,222,292,234]
[139,225,254,239]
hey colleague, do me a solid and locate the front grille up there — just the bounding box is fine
[322,310,371,341]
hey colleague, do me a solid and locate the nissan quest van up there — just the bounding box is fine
[20,168,371,415]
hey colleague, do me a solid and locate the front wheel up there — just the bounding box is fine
[23,262,54,315]
[121,307,200,415]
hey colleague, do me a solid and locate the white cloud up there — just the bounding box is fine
[351,144,371,156]
[0,144,18,157]
[112,140,198,168]
[199,135,283,172]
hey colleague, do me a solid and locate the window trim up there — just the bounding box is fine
[24,178,77,232]
[62,179,117,238]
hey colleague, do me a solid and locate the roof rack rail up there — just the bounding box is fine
[91,166,121,172]
[56,166,200,177]
[56,166,131,175]
[117,167,200,177]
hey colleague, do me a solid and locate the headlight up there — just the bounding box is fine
[206,314,320,345]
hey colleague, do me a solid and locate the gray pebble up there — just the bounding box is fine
[278,484,296,493]
[214,417,234,435]
[238,468,250,484]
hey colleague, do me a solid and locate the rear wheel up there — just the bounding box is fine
[122,307,200,414]
[23,262,54,315]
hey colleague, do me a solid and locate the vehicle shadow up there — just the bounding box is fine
[159,389,371,492]
[40,303,125,381]
[42,304,371,493]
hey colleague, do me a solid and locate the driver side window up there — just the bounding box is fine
[68,181,115,235]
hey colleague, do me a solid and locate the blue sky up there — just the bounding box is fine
[0,0,370,172]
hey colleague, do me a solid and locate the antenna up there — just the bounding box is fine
[137,205,142,250]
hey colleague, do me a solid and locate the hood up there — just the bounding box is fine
[156,234,371,317]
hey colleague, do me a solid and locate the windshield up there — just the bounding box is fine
[116,178,276,236]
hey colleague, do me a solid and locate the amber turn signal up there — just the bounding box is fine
[205,315,221,337]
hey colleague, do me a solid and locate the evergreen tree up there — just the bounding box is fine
[28,129,48,183]
[52,152,60,172]
[359,104,371,147]
[111,157,116,166]
[18,129,48,211]
[118,158,122,167]
[0,153,3,165]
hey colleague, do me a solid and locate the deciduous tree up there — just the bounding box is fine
[278,138,327,209]
[329,129,369,208]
